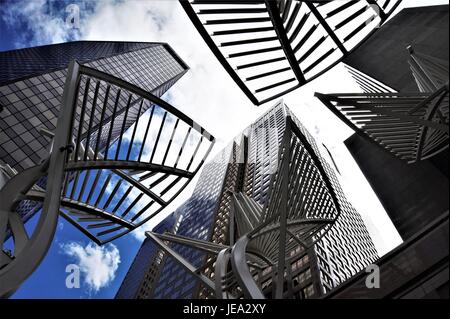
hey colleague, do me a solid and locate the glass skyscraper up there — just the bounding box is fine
[0,41,189,224]
[115,212,179,299]
[117,100,378,299]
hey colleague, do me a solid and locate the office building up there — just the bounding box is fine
[316,5,449,299]
[0,41,216,297]
[0,41,189,225]
[115,212,180,299]
[118,101,378,299]
[317,4,449,240]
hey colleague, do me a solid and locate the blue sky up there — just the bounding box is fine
[1,0,448,299]
[0,0,133,299]
[0,0,81,50]
[9,212,136,298]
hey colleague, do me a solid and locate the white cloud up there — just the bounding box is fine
[0,0,79,48]
[60,241,121,293]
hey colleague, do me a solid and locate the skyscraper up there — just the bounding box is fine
[117,100,378,299]
[0,41,189,224]
[0,41,214,297]
[315,5,448,299]
[148,143,236,299]
[115,212,180,299]
[317,5,449,240]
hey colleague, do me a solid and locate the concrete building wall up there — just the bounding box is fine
[325,212,449,299]
[345,134,449,240]
[344,5,449,93]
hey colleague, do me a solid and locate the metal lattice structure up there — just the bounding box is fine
[316,49,449,163]
[146,116,340,299]
[0,61,214,297]
[180,0,401,105]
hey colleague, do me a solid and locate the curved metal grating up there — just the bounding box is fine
[180,0,401,105]
[240,116,340,262]
[144,115,341,299]
[316,50,449,164]
[26,63,215,244]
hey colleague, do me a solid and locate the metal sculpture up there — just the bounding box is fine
[180,0,401,105]
[0,61,214,297]
[315,48,449,163]
[146,116,340,299]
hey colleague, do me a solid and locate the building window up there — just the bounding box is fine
[291,254,309,272]
[303,284,315,299]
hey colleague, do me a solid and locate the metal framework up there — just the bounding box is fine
[180,0,401,105]
[0,61,214,297]
[146,116,340,299]
[315,49,449,163]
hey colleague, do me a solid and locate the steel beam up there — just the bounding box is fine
[265,0,306,85]
[146,231,216,293]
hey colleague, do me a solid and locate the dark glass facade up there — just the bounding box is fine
[151,145,234,299]
[0,41,189,224]
[115,213,179,299]
[0,41,161,86]
[118,101,378,299]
